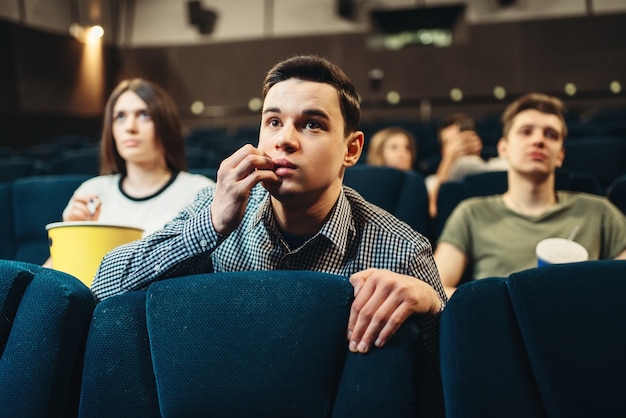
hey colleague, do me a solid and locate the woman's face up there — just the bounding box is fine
[382,133,413,171]
[112,90,164,165]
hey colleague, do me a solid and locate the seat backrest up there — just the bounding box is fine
[344,165,431,239]
[79,271,421,418]
[0,260,96,417]
[184,126,230,150]
[49,147,100,175]
[11,174,91,263]
[0,182,16,260]
[563,137,626,191]
[0,157,50,182]
[186,146,224,169]
[440,260,626,418]
[607,174,626,215]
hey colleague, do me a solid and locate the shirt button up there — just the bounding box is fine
[154,264,160,272]
[200,239,207,247]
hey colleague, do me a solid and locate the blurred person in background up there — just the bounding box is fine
[366,126,417,172]
[426,113,508,217]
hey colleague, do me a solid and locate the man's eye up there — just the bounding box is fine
[545,130,558,139]
[268,119,280,127]
[306,120,321,130]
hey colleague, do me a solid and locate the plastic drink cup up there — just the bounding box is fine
[536,238,589,267]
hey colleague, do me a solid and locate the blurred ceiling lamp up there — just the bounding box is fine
[69,23,104,43]
[87,25,104,42]
[367,3,468,49]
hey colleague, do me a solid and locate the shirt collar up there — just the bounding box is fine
[250,185,356,256]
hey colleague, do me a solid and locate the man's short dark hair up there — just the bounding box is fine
[262,55,361,137]
[501,93,567,139]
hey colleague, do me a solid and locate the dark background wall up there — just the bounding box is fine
[1,11,626,150]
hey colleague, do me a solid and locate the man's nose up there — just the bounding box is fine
[275,125,298,151]
[531,130,546,147]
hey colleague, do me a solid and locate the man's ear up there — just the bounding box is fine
[556,146,565,168]
[496,137,508,158]
[344,131,364,167]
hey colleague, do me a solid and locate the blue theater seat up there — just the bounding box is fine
[440,260,626,418]
[78,271,423,417]
[344,165,431,239]
[0,260,96,416]
[607,174,626,215]
[10,174,91,264]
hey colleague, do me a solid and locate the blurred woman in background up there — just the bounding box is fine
[44,78,214,268]
[366,126,417,172]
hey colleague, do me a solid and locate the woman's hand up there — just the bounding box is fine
[63,195,101,221]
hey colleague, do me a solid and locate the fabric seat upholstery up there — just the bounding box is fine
[440,260,626,418]
[79,270,422,418]
[344,165,431,240]
[11,174,91,263]
[0,260,96,416]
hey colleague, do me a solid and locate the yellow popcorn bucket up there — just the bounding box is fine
[46,222,144,287]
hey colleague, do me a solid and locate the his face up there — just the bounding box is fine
[112,91,163,164]
[499,109,565,177]
[258,78,362,202]
[382,133,412,171]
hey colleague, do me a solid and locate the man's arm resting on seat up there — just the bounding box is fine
[434,242,468,299]
[615,249,626,260]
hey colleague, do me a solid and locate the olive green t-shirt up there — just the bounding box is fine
[438,191,626,279]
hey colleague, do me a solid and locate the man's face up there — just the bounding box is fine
[258,78,361,203]
[499,109,565,177]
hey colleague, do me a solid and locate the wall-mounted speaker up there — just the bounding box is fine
[337,0,357,22]
[187,1,218,35]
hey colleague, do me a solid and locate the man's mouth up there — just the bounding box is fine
[272,159,296,176]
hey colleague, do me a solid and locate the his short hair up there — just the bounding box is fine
[501,93,567,139]
[437,113,475,144]
[262,55,361,137]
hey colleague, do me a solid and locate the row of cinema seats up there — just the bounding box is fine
[0,175,91,264]
[3,128,626,191]
[0,135,100,182]
[2,256,626,416]
[0,149,100,182]
[0,145,224,182]
[0,261,422,417]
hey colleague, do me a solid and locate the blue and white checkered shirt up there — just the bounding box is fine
[92,182,446,415]
[93,183,443,299]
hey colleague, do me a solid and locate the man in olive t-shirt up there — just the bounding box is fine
[434,93,626,298]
